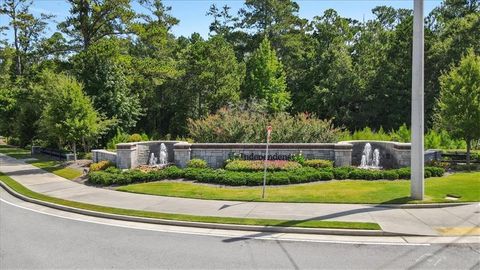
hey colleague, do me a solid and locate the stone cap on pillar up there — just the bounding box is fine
[173,142,192,150]
[116,143,137,150]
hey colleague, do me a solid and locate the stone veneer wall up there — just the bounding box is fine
[174,143,353,168]
[92,140,441,169]
[92,149,117,164]
[341,140,411,169]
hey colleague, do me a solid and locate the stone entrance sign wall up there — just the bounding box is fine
[92,140,439,169]
[174,143,353,169]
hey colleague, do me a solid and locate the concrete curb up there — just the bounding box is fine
[367,202,472,209]
[0,181,412,237]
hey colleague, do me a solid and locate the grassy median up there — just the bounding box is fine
[0,173,381,230]
[117,172,480,204]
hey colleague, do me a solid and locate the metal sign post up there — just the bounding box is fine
[262,126,272,199]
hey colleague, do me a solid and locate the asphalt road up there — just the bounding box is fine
[1,193,479,270]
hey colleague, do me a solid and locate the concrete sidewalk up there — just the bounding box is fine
[0,153,478,236]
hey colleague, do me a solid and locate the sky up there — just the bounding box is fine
[1,0,443,39]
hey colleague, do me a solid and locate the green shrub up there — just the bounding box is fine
[188,106,342,143]
[451,164,480,171]
[225,160,302,172]
[396,167,411,179]
[88,171,120,185]
[106,131,130,150]
[90,160,115,171]
[425,166,445,177]
[290,153,306,165]
[303,159,333,169]
[127,133,143,142]
[268,172,290,185]
[104,166,120,174]
[187,159,208,168]
[88,163,445,187]
[348,169,383,180]
[382,170,399,180]
[333,167,353,179]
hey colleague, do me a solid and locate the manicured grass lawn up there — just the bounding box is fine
[117,172,480,204]
[0,145,82,180]
[0,145,32,159]
[0,173,380,230]
[26,160,82,180]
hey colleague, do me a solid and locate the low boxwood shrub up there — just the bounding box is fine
[395,167,411,179]
[303,159,334,169]
[90,160,114,171]
[187,159,208,169]
[88,171,121,185]
[425,166,445,177]
[382,170,399,180]
[88,163,445,187]
[333,167,354,180]
[225,160,302,172]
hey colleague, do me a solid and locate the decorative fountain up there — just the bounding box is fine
[359,143,382,169]
[148,143,169,168]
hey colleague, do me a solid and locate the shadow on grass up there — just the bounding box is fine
[378,196,416,204]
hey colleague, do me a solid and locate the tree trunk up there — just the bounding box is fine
[73,142,77,162]
[466,139,471,171]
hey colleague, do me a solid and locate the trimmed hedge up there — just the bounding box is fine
[88,166,445,186]
[225,160,302,172]
[89,166,184,186]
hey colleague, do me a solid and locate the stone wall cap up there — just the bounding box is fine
[137,140,185,145]
[173,142,192,149]
[339,140,412,150]
[189,143,338,149]
[334,143,353,149]
[92,149,117,154]
[116,143,137,150]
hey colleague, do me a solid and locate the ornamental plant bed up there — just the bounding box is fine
[225,160,302,172]
[88,166,445,187]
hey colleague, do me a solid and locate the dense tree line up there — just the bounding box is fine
[0,0,478,152]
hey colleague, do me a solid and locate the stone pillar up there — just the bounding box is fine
[394,143,411,167]
[116,143,138,169]
[173,142,192,168]
[334,143,353,167]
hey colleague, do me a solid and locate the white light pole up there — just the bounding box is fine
[262,126,272,199]
[411,0,424,200]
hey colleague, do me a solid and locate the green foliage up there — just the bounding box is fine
[106,131,130,150]
[303,159,334,169]
[88,166,184,185]
[128,133,148,143]
[225,160,302,172]
[289,152,305,165]
[106,131,149,149]
[187,159,208,169]
[88,165,444,187]
[39,71,110,159]
[244,38,291,112]
[188,106,342,143]
[437,50,480,165]
[1,1,479,152]
[340,124,467,150]
[59,0,134,50]
[89,160,115,172]
[74,39,142,133]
